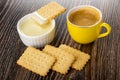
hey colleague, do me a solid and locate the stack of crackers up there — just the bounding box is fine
[17,44,90,76]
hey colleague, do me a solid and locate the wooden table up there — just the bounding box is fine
[0,0,120,80]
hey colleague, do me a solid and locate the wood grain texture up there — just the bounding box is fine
[0,0,120,80]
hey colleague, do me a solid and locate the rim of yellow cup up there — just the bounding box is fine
[67,5,102,28]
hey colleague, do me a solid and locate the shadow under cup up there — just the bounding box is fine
[67,5,111,44]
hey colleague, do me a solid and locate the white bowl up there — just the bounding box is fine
[17,13,55,48]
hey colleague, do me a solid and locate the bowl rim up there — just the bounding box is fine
[17,13,55,39]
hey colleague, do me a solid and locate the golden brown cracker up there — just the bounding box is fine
[59,44,90,70]
[43,45,75,74]
[37,2,66,20]
[17,47,55,76]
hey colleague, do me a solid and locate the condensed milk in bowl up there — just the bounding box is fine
[17,13,55,48]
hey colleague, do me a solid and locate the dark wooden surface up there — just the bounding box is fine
[0,0,120,80]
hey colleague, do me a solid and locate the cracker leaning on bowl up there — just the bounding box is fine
[32,2,66,25]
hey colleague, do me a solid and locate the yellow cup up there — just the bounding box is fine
[67,5,111,44]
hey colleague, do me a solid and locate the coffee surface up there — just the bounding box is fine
[69,7,100,26]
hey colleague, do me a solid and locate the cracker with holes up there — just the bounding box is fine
[59,44,90,70]
[37,2,66,20]
[43,45,75,74]
[17,47,55,76]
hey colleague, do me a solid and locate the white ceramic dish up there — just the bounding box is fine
[17,13,55,48]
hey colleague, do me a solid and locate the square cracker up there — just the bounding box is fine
[43,45,75,74]
[59,44,90,70]
[17,47,55,76]
[37,2,66,20]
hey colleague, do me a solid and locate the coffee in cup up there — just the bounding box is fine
[69,7,100,26]
[67,5,111,44]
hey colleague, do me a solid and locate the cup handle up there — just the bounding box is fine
[98,23,111,38]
